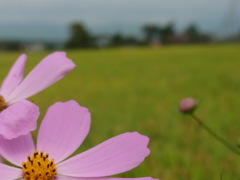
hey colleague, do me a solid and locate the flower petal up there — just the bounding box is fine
[56,175,157,180]
[0,163,22,179]
[7,52,75,104]
[57,132,150,177]
[0,100,39,139]
[0,54,27,100]
[37,100,91,164]
[0,134,35,167]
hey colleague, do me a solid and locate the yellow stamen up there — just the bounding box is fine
[0,96,8,112]
[22,150,57,180]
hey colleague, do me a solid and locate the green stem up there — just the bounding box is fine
[190,113,240,156]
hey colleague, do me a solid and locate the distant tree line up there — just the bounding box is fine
[0,41,56,51]
[65,22,213,49]
[0,41,21,51]
[142,23,211,44]
[0,22,220,51]
[65,23,95,48]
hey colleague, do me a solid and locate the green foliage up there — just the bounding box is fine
[142,25,160,42]
[142,23,176,44]
[110,33,140,46]
[142,23,211,45]
[65,22,95,48]
[159,23,175,44]
[184,24,211,43]
[1,44,240,179]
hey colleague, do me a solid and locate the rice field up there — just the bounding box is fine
[1,44,240,180]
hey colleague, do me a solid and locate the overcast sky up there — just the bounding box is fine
[0,0,239,41]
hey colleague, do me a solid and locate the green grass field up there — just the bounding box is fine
[1,44,240,180]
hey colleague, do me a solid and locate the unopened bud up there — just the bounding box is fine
[179,97,197,113]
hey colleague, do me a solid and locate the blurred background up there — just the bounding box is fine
[0,0,240,50]
[1,0,240,179]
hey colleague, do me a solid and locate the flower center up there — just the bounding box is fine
[22,151,57,180]
[0,96,8,112]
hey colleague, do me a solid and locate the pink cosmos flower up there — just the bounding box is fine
[0,52,75,140]
[0,100,156,180]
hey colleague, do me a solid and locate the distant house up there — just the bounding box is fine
[23,42,47,52]
[96,35,111,47]
[150,34,161,47]
[168,34,190,44]
[151,39,161,47]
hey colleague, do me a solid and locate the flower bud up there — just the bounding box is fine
[179,97,197,113]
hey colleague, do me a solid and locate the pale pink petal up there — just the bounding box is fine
[57,132,150,177]
[7,52,75,104]
[0,163,22,179]
[0,54,27,100]
[37,100,91,164]
[0,134,35,167]
[0,100,39,139]
[56,175,157,180]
